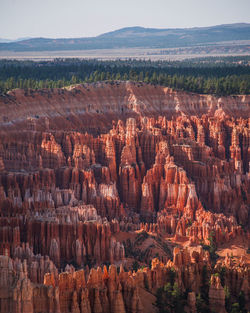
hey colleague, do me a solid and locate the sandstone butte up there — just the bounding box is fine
[0,81,249,313]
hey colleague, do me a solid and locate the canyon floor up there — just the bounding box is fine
[0,81,249,313]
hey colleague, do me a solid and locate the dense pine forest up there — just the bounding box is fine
[0,56,249,95]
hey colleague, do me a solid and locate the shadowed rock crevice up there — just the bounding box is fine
[0,82,249,313]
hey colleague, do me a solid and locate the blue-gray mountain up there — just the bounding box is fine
[0,23,250,51]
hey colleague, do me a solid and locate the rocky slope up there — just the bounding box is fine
[0,82,249,313]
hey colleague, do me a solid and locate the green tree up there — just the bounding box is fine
[196,293,209,313]
[231,303,241,313]
[238,291,246,312]
[224,285,231,312]
[132,261,139,272]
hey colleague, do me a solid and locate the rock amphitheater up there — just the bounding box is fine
[0,81,249,313]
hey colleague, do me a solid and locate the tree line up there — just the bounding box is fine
[0,58,249,96]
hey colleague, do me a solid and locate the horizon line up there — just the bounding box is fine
[1,22,249,41]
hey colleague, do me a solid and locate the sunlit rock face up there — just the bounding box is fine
[0,82,249,313]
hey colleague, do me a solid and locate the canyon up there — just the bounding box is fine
[0,81,249,313]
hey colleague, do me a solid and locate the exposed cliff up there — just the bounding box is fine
[0,82,249,313]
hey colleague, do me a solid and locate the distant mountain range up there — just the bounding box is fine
[0,37,33,43]
[1,23,250,51]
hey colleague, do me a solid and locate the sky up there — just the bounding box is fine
[0,0,250,39]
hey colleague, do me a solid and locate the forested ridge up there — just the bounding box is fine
[0,57,249,95]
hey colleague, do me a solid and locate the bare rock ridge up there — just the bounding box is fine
[0,81,249,130]
[0,81,249,313]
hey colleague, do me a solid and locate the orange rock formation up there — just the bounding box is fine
[0,82,249,312]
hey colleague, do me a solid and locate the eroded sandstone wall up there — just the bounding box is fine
[0,82,249,313]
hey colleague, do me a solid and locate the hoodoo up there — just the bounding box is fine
[0,82,249,313]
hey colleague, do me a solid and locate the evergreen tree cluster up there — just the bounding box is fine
[0,57,249,96]
[155,282,186,313]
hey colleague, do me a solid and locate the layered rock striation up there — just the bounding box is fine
[0,82,249,312]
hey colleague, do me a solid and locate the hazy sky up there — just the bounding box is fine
[1,0,250,39]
